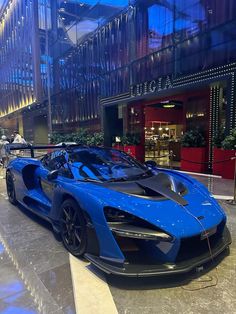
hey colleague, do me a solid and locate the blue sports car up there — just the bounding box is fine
[6,145,231,276]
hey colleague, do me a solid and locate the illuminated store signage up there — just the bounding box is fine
[130,76,173,98]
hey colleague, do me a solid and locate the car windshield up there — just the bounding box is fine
[67,147,152,182]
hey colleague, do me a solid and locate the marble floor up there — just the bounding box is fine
[0,169,236,314]
[145,152,180,169]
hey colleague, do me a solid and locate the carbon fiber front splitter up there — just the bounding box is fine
[85,227,231,277]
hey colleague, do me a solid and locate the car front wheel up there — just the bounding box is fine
[60,199,87,256]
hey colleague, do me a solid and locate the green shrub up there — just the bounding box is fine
[121,133,141,145]
[86,132,104,146]
[222,129,236,150]
[213,126,226,148]
[51,130,104,146]
[181,129,206,147]
[71,129,90,145]
[51,133,67,144]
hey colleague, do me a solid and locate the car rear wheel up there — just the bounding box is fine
[60,199,87,256]
[6,171,17,205]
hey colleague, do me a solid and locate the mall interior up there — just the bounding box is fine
[0,1,236,313]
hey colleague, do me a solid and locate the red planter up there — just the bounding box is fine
[123,145,145,163]
[213,148,236,179]
[181,147,207,173]
[112,144,124,151]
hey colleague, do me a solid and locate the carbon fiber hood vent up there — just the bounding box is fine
[104,173,188,206]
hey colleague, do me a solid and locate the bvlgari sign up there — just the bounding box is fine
[130,75,173,98]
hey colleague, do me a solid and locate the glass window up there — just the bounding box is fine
[148,3,174,53]
[68,147,149,182]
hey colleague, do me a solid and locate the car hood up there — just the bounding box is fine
[82,174,225,238]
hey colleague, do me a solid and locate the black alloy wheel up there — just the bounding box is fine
[6,171,17,205]
[60,199,87,256]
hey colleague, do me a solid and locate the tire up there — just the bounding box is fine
[60,198,87,256]
[6,171,17,205]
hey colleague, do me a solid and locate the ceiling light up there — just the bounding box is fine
[163,104,175,108]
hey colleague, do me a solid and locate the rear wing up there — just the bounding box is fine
[6,143,79,158]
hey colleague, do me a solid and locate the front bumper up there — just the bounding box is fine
[85,226,231,277]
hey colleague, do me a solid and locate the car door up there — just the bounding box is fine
[40,151,72,202]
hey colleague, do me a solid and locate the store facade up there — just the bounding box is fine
[0,0,236,170]
[44,0,236,167]
[102,61,235,169]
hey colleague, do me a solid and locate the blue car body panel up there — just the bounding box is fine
[6,148,231,276]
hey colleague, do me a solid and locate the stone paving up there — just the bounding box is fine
[0,177,75,314]
[109,200,236,314]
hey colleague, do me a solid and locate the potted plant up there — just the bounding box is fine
[180,129,207,173]
[121,133,145,162]
[213,128,236,179]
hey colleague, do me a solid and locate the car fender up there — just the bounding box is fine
[51,182,125,262]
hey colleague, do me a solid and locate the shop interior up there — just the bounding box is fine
[107,89,210,168]
[144,99,184,168]
[144,89,210,168]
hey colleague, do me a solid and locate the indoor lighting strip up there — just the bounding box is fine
[174,62,236,83]
[231,73,235,130]
[208,86,213,169]
[215,86,220,133]
[173,72,233,89]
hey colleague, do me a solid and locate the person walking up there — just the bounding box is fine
[0,135,10,168]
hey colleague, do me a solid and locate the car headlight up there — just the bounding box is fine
[104,207,173,241]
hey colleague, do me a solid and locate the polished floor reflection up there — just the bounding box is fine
[0,171,235,314]
[0,242,40,314]
[0,177,75,314]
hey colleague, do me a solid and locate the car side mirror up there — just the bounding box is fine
[144,160,157,168]
[47,170,58,181]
